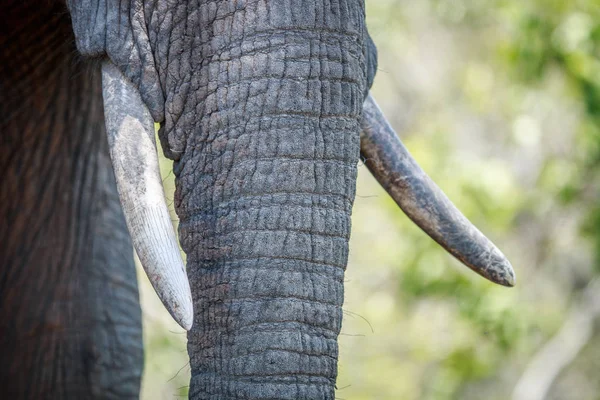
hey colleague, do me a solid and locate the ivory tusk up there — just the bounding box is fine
[360,93,515,287]
[101,60,194,329]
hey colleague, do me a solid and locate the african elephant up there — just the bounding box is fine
[0,0,515,398]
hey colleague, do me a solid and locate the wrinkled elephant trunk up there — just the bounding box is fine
[166,2,367,398]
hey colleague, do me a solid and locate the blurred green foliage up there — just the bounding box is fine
[139,1,600,399]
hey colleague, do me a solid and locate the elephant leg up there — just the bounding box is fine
[0,2,143,398]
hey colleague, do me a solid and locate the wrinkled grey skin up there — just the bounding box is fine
[70,0,377,398]
[2,0,377,398]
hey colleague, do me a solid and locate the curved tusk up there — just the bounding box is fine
[360,93,515,287]
[101,60,193,329]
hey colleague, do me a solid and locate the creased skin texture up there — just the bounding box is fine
[0,1,143,398]
[67,0,165,122]
[66,0,375,397]
[153,1,368,398]
[67,0,378,157]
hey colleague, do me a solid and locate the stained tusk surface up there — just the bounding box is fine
[101,60,193,330]
[360,93,515,287]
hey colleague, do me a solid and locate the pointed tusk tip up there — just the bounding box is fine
[505,271,516,288]
[502,268,516,288]
[170,298,194,331]
[145,269,194,331]
[179,315,193,331]
[183,309,194,331]
[496,273,516,288]
[488,259,516,288]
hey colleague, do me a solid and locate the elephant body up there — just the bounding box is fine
[0,1,142,397]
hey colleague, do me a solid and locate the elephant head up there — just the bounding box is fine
[90,0,514,396]
[1,0,514,398]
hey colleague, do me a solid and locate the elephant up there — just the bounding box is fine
[0,0,515,398]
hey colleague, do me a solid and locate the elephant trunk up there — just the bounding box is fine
[165,1,367,398]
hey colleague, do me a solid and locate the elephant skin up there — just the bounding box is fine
[68,0,375,398]
[0,1,143,398]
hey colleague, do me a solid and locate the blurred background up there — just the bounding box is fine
[139,1,600,399]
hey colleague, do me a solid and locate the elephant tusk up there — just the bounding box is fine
[360,93,515,287]
[101,60,193,330]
